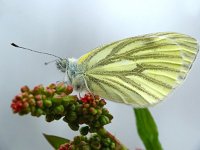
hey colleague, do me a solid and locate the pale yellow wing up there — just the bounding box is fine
[78,32,199,107]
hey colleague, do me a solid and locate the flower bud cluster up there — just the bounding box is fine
[63,93,113,132]
[11,83,113,132]
[58,133,116,150]
[11,83,73,116]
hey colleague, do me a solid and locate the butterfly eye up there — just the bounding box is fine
[56,59,67,72]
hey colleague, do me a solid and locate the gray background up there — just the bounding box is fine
[0,0,200,150]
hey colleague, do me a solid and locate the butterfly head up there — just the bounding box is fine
[56,58,86,92]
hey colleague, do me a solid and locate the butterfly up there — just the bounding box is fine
[12,32,199,107]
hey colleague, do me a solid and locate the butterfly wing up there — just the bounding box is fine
[78,32,199,107]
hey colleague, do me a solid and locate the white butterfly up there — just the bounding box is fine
[12,32,199,107]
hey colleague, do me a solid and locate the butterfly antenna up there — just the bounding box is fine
[11,43,62,59]
[44,59,58,65]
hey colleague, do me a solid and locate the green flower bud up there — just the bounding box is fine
[102,138,111,147]
[28,98,36,106]
[23,107,31,114]
[54,105,64,114]
[73,136,81,145]
[56,82,66,92]
[91,141,101,150]
[62,96,77,106]
[48,83,56,89]
[36,108,43,117]
[78,141,89,149]
[69,104,76,111]
[89,127,97,133]
[54,114,62,120]
[30,106,36,113]
[110,142,116,149]
[102,108,109,115]
[82,108,88,115]
[99,99,106,106]
[99,116,110,125]
[44,99,52,108]
[80,126,89,136]
[91,134,101,142]
[89,107,97,115]
[97,128,107,136]
[106,114,113,120]
[97,109,102,115]
[94,121,101,128]
[28,94,34,99]
[33,85,44,93]
[66,112,77,122]
[52,94,63,104]
[46,114,55,122]
[68,123,79,131]
[81,145,91,150]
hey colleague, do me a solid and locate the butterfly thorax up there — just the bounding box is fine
[56,58,87,92]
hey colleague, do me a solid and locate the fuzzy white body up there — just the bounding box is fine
[57,58,87,92]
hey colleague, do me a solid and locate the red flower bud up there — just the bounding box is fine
[33,84,44,93]
[28,98,36,106]
[22,92,29,98]
[21,85,30,93]
[58,143,70,150]
[46,89,55,96]
[22,102,29,109]
[11,100,23,113]
[35,95,42,101]
[66,85,73,94]
[36,100,43,108]
[48,83,56,89]
[15,94,22,101]
[28,94,34,99]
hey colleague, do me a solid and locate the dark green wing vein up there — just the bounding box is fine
[83,40,121,69]
[140,64,185,73]
[103,38,143,59]
[86,75,136,104]
[123,54,182,60]
[88,63,182,80]
[85,76,110,96]
[93,54,182,68]
[132,73,173,89]
[115,76,160,100]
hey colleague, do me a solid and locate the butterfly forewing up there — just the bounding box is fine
[78,32,199,107]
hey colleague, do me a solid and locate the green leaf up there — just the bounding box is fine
[134,108,163,150]
[43,133,70,149]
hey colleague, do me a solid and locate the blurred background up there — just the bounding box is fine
[0,0,200,149]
